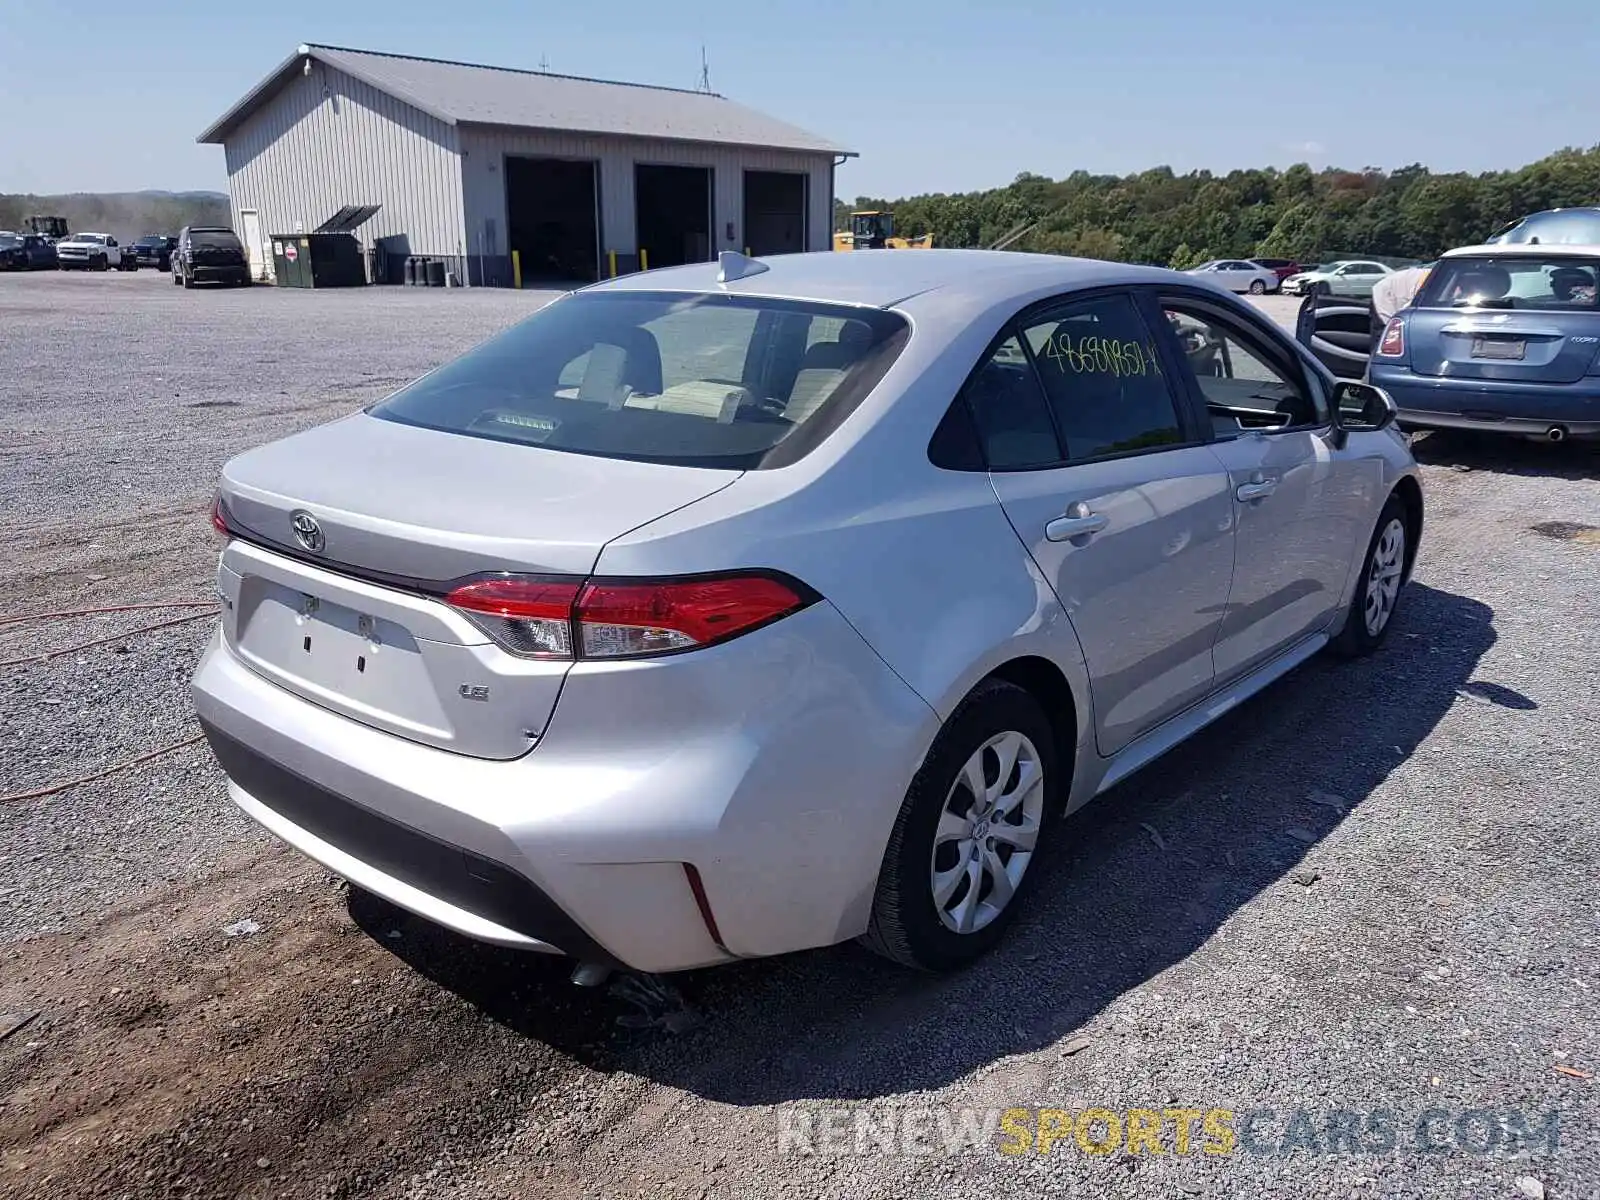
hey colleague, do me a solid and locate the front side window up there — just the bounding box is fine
[1160,301,1325,434]
[373,291,908,469]
[1416,256,1599,311]
[1021,294,1184,460]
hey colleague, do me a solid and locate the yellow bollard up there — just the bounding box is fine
[640,248,649,272]
[512,249,521,290]
[608,250,617,278]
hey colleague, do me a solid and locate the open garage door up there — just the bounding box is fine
[506,156,599,284]
[743,171,807,257]
[635,164,711,269]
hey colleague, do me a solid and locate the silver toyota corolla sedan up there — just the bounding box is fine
[193,249,1422,976]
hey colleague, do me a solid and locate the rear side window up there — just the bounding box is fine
[1021,294,1185,460]
[372,291,908,469]
[1417,256,1599,312]
[959,334,1061,469]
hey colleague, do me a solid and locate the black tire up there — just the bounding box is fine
[180,270,192,289]
[861,679,1060,971]
[93,254,107,272]
[1249,279,1266,294]
[1331,495,1410,658]
[171,268,182,286]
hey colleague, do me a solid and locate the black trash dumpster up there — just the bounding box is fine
[270,232,367,288]
[270,204,382,289]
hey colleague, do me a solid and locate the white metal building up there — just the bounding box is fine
[198,44,851,285]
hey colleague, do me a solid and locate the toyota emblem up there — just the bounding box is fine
[290,510,325,553]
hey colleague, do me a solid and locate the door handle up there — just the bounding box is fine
[1235,479,1278,502]
[1045,508,1109,542]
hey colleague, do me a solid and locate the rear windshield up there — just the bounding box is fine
[371,291,909,469]
[1417,256,1600,311]
[191,231,241,247]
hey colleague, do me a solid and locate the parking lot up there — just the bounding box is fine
[2,269,1598,1199]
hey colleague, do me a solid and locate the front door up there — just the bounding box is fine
[240,209,265,281]
[966,291,1236,757]
[1155,292,1364,683]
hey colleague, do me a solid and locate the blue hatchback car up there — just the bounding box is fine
[1369,244,1600,442]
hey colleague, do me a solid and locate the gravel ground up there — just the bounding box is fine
[2,270,1598,1199]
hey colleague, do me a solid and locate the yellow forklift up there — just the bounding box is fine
[832,210,933,251]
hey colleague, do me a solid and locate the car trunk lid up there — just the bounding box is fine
[217,413,738,758]
[1405,308,1600,383]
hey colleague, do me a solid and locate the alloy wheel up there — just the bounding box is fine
[1364,517,1405,636]
[930,730,1045,934]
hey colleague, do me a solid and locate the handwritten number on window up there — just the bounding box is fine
[1042,333,1161,377]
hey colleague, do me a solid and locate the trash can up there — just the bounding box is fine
[271,236,309,288]
[426,259,446,287]
[270,232,366,288]
[404,256,417,286]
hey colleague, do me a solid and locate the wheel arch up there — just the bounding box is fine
[977,655,1083,809]
[1390,474,1423,581]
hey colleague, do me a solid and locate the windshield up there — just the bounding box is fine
[0,235,18,248]
[371,291,909,469]
[1416,256,1600,311]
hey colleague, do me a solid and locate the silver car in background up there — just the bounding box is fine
[1184,259,1281,294]
[194,249,1422,977]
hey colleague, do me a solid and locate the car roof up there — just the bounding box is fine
[584,248,1181,310]
[1443,243,1600,259]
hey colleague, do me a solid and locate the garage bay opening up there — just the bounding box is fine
[506,156,600,284]
[743,171,807,257]
[635,164,712,269]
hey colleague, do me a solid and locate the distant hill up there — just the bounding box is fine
[0,191,231,242]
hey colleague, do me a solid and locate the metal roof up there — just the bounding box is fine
[589,249,1186,310]
[198,44,851,156]
[1444,243,1600,259]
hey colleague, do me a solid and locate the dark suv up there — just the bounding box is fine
[173,226,251,288]
[133,235,178,270]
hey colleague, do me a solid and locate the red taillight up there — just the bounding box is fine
[1378,317,1405,357]
[576,575,807,658]
[445,577,581,657]
[444,573,810,660]
[210,494,230,538]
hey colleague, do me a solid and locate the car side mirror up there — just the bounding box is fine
[1332,380,1397,432]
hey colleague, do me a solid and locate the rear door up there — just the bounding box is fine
[1404,255,1600,384]
[1337,263,1385,297]
[970,290,1236,756]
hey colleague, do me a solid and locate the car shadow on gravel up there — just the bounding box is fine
[1410,428,1599,479]
[352,581,1496,1104]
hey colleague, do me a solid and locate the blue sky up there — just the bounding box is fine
[4,0,1596,198]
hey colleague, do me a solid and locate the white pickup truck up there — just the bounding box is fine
[55,232,137,272]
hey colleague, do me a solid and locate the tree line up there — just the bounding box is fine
[0,191,230,243]
[835,145,1600,267]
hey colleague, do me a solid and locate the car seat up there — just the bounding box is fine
[577,325,664,407]
[784,321,874,424]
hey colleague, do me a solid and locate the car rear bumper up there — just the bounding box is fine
[189,264,249,279]
[192,597,936,973]
[1370,367,1600,436]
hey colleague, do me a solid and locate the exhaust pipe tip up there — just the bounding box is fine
[1547,425,1568,443]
